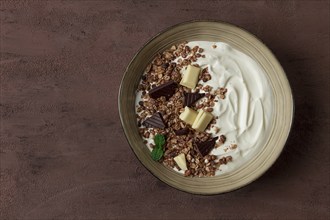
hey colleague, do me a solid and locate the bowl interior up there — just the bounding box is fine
[119,21,293,194]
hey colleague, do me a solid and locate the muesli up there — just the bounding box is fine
[135,41,273,177]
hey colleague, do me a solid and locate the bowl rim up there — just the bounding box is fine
[118,20,294,195]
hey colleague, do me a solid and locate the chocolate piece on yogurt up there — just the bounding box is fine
[192,110,213,132]
[195,137,218,157]
[180,65,201,89]
[179,107,198,125]
[148,80,177,100]
[142,112,165,129]
[184,92,205,107]
[174,128,189,136]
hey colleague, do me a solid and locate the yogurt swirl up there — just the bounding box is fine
[186,41,273,174]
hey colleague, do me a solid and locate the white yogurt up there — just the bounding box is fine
[136,41,274,175]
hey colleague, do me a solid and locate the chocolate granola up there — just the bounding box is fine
[135,42,233,177]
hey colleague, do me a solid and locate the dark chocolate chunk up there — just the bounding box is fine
[184,92,205,107]
[219,135,226,144]
[174,128,189,135]
[142,112,165,129]
[161,63,169,69]
[148,80,177,100]
[195,137,218,157]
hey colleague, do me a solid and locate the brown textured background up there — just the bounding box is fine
[0,0,329,219]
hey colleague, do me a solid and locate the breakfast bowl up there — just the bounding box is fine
[118,21,293,194]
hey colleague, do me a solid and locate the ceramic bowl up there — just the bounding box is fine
[118,21,293,194]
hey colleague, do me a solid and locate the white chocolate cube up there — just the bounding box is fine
[192,111,213,132]
[179,107,198,125]
[174,153,187,171]
[180,65,201,89]
[193,110,203,126]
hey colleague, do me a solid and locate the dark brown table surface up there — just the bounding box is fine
[1,1,329,219]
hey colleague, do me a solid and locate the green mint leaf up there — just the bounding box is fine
[151,134,166,161]
[154,134,165,148]
[151,146,163,161]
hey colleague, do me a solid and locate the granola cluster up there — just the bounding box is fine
[136,42,232,177]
